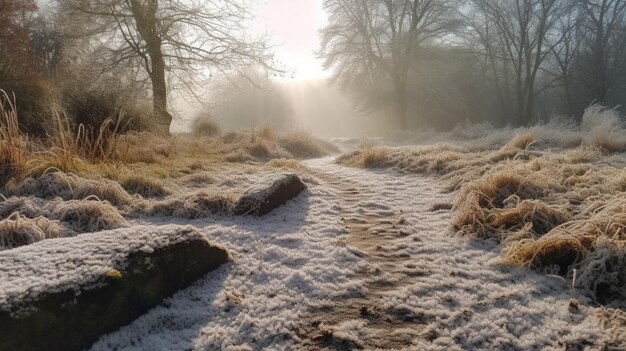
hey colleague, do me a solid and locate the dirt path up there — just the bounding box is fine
[296,169,432,349]
[296,158,612,351]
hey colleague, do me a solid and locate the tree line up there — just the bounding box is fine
[2,0,626,133]
[320,0,626,129]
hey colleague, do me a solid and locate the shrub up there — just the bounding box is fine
[581,105,623,133]
[581,105,626,152]
[3,81,54,136]
[192,113,220,137]
[60,77,153,134]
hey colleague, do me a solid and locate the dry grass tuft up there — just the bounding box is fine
[114,132,171,164]
[278,131,331,158]
[0,194,127,243]
[221,127,334,161]
[505,235,591,274]
[337,146,393,168]
[247,138,279,159]
[581,105,626,153]
[182,172,215,186]
[0,91,26,186]
[589,132,626,153]
[148,191,235,219]
[51,199,129,233]
[5,172,134,207]
[0,214,68,250]
[581,105,623,133]
[501,132,537,152]
[492,200,572,236]
[0,197,44,219]
[120,175,169,198]
[50,109,123,163]
[223,150,253,163]
[338,144,476,176]
[505,200,625,274]
[256,125,276,141]
[452,171,550,240]
[266,159,301,170]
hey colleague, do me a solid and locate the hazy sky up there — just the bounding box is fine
[255,0,329,81]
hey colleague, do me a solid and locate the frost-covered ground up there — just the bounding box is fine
[88,156,619,350]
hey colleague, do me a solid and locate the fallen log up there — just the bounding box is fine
[0,226,230,351]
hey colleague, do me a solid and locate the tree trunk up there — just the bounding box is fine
[394,80,408,130]
[129,0,172,134]
[523,91,534,126]
[148,47,171,132]
[516,89,525,126]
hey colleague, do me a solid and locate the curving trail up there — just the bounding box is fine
[297,158,611,350]
[91,157,613,350]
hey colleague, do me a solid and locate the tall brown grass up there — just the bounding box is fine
[0,93,127,182]
[0,91,26,184]
[51,109,123,162]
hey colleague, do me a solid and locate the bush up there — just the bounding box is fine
[581,105,626,152]
[59,72,154,134]
[581,105,623,133]
[191,113,220,137]
[0,81,54,136]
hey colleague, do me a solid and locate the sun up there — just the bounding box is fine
[254,0,329,82]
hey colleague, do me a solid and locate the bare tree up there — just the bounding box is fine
[29,15,66,79]
[61,0,275,129]
[467,0,569,125]
[577,0,626,104]
[545,9,584,116]
[319,0,458,129]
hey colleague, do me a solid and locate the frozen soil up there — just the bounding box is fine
[86,156,620,350]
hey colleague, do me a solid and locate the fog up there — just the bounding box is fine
[173,79,391,137]
[7,0,626,138]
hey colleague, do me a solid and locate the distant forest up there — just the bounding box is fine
[2,0,626,133]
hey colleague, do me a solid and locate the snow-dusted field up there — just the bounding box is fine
[86,156,618,350]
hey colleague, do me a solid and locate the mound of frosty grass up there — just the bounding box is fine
[0,226,230,351]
